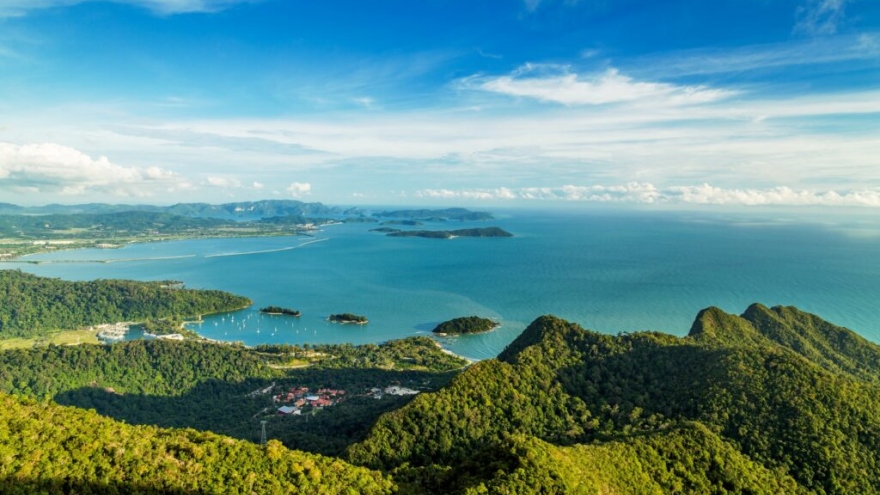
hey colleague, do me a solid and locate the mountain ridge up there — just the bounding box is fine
[348,304,880,493]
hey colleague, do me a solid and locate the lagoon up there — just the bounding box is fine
[13,208,880,360]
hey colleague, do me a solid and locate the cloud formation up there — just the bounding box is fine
[0,142,182,196]
[0,0,255,17]
[631,33,880,78]
[468,64,733,106]
[285,182,312,198]
[417,183,880,207]
[795,0,849,35]
[205,176,242,188]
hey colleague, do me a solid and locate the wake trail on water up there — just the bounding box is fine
[7,255,199,265]
[204,238,328,258]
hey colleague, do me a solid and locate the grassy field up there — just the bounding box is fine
[0,329,102,350]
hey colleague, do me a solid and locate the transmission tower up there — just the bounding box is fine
[260,420,267,447]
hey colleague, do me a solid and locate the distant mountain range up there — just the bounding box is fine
[0,201,493,222]
[0,200,344,218]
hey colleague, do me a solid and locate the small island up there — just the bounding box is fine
[432,316,500,335]
[260,306,301,317]
[328,313,369,325]
[380,220,423,226]
[387,227,513,239]
[372,208,494,221]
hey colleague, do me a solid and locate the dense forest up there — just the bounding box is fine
[0,393,394,494]
[0,337,467,457]
[0,270,251,338]
[3,301,880,493]
[347,305,880,493]
[433,316,499,334]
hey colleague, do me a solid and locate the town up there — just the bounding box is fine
[269,384,420,416]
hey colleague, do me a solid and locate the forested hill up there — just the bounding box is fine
[690,303,880,382]
[3,301,880,493]
[0,270,251,338]
[0,393,394,494]
[347,306,880,494]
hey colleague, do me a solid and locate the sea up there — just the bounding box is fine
[11,208,880,360]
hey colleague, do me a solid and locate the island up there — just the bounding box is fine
[387,227,513,239]
[260,306,301,317]
[368,227,402,233]
[372,207,494,221]
[432,316,500,335]
[380,220,423,226]
[328,313,369,324]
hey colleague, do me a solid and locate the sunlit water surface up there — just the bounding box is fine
[14,209,880,360]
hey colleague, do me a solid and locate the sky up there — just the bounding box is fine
[0,0,878,207]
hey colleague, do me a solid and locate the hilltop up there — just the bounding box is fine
[348,306,880,494]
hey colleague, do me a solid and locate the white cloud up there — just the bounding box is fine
[629,33,880,78]
[252,181,264,189]
[285,182,312,198]
[205,176,242,188]
[795,0,849,35]
[667,184,880,207]
[416,183,880,207]
[0,0,256,17]
[468,64,734,106]
[0,142,181,197]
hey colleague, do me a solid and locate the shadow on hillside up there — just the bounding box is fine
[554,340,731,437]
[0,477,201,495]
[54,368,455,457]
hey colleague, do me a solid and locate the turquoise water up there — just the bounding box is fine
[12,209,880,360]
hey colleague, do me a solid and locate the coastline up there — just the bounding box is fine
[431,339,477,366]
[3,235,326,265]
[0,230,322,262]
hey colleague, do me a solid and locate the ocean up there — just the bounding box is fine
[12,208,880,360]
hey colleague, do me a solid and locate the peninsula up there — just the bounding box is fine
[0,201,501,259]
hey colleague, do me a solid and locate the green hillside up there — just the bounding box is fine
[349,307,880,494]
[3,301,880,493]
[411,425,802,494]
[0,393,394,494]
[0,270,251,339]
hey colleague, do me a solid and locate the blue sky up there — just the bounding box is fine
[0,0,878,207]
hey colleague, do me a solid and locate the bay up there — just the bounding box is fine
[12,208,880,360]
